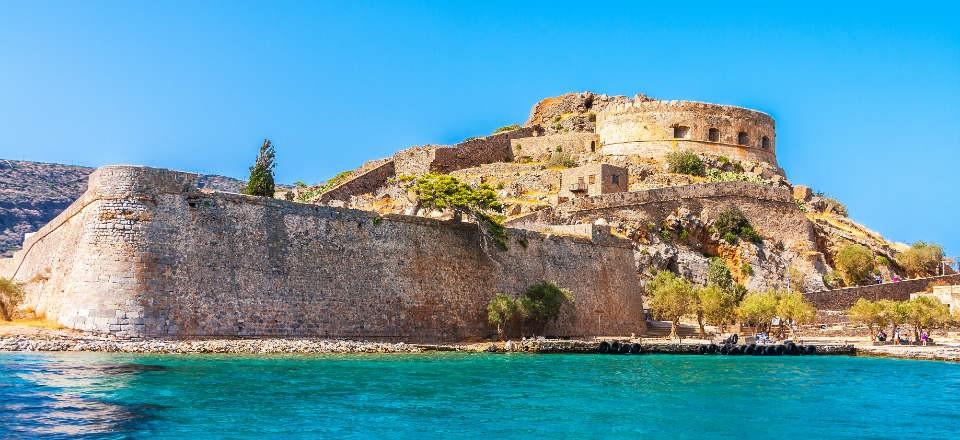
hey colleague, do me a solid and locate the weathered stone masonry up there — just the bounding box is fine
[2,166,646,341]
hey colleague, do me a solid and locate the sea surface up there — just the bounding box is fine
[1,352,958,439]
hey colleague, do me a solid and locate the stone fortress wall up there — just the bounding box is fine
[2,166,646,341]
[322,127,539,203]
[596,100,778,167]
[509,132,599,163]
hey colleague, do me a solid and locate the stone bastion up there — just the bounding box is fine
[597,99,778,167]
[0,165,646,341]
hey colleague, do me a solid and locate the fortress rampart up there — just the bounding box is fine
[596,100,778,167]
[2,166,645,341]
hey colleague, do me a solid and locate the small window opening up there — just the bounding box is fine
[737,131,748,145]
[590,140,596,152]
[761,136,770,150]
[708,128,720,142]
[673,125,690,139]
[588,175,596,185]
[611,175,620,185]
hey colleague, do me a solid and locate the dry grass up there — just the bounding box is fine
[0,317,64,330]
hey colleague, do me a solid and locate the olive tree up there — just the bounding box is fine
[848,298,888,341]
[647,271,695,339]
[775,290,816,339]
[487,293,517,340]
[737,290,779,333]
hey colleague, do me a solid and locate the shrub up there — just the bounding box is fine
[0,277,25,321]
[487,293,518,340]
[835,244,875,286]
[517,281,573,334]
[547,152,576,168]
[823,270,845,289]
[712,208,762,245]
[875,255,891,267]
[492,124,521,134]
[907,296,952,338]
[647,271,695,339]
[242,139,276,197]
[740,262,753,277]
[706,257,733,290]
[665,150,705,176]
[896,241,944,277]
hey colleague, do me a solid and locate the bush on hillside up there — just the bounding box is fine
[896,241,944,277]
[835,244,875,286]
[492,124,522,134]
[712,208,762,245]
[665,150,705,176]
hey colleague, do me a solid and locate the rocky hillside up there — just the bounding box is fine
[0,160,245,256]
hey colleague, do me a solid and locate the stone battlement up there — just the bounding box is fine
[3,166,645,341]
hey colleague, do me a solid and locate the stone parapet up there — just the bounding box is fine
[806,274,960,310]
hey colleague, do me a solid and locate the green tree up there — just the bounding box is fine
[0,277,24,321]
[242,139,276,197]
[848,298,888,341]
[487,293,518,340]
[695,285,738,337]
[737,290,779,333]
[835,244,875,286]
[706,257,733,290]
[712,208,762,245]
[647,271,695,339]
[516,281,573,336]
[665,150,705,176]
[408,174,508,253]
[775,290,816,338]
[906,296,952,340]
[881,299,910,342]
[896,241,944,278]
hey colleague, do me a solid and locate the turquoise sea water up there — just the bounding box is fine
[1,352,958,439]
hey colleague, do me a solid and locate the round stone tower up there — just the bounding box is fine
[596,99,777,167]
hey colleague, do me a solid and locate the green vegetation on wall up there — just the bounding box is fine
[712,207,762,245]
[485,281,573,339]
[0,277,24,321]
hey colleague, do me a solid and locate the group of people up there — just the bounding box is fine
[876,328,931,345]
[873,274,902,284]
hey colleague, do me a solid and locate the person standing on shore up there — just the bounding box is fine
[920,330,929,346]
[894,328,901,345]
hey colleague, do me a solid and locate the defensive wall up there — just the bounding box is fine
[805,273,960,310]
[596,100,778,167]
[509,132,599,163]
[2,166,646,341]
[511,182,817,250]
[321,127,539,203]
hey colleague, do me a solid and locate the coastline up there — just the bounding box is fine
[1,326,956,361]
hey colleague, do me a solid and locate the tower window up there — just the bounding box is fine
[761,136,770,150]
[673,125,690,139]
[611,175,620,185]
[737,131,748,145]
[708,128,720,142]
[590,140,596,152]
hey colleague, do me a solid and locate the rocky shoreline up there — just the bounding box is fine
[0,334,868,357]
[0,335,423,354]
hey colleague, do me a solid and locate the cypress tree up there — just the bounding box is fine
[243,139,276,197]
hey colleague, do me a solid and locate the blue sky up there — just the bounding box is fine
[1,1,958,256]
